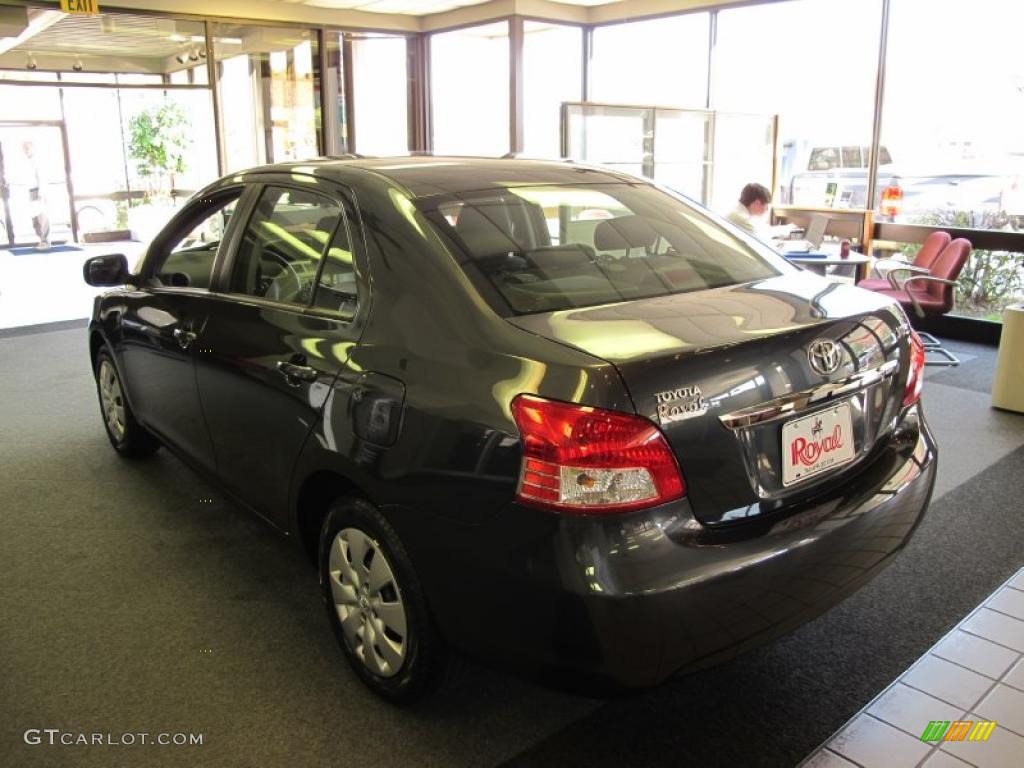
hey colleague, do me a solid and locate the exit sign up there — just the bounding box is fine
[60,0,100,13]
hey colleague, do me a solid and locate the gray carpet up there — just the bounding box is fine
[924,339,1001,394]
[0,318,87,339]
[0,327,1021,768]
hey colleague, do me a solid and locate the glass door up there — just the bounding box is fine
[0,123,73,247]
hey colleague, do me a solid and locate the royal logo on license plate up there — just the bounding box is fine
[781,403,855,486]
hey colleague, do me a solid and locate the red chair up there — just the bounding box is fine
[871,237,972,366]
[859,230,951,291]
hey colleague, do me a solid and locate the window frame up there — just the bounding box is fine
[211,174,364,322]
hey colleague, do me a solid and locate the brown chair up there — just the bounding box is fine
[859,230,951,291]
[871,238,972,366]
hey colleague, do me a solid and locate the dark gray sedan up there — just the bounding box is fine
[83,157,935,702]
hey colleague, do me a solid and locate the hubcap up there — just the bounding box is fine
[98,360,127,441]
[328,527,408,678]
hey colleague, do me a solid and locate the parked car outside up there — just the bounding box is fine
[781,139,1004,217]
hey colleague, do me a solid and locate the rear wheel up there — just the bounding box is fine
[94,347,160,458]
[318,497,448,703]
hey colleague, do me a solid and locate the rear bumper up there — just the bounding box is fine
[405,404,936,690]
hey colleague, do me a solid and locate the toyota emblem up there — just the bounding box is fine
[808,339,843,375]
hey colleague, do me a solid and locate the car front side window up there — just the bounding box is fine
[229,186,343,307]
[150,192,241,289]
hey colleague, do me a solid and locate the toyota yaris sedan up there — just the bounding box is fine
[84,157,935,702]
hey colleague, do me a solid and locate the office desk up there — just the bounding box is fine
[785,253,873,283]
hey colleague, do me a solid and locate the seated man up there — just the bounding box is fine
[726,182,794,240]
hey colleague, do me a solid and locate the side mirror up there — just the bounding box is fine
[83,254,131,287]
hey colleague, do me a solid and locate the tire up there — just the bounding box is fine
[94,347,160,458]
[318,497,449,704]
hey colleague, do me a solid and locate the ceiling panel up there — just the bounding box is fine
[15,10,203,59]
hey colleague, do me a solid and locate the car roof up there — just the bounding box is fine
[245,155,644,199]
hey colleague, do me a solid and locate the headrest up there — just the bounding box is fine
[316,215,337,235]
[593,215,658,251]
[454,203,519,256]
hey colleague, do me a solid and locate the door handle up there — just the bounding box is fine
[276,360,318,385]
[173,328,196,350]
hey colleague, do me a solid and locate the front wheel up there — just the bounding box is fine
[318,497,449,703]
[94,347,160,458]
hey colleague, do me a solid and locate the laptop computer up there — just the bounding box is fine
[776,214,828,253]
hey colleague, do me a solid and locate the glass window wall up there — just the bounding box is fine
[713,0,882,211]
[0,1,1016,327]
[212,24,319,172]
[351,34,409,156]
[430,22,509,156]
[879,0,1024,319]
[590,15,709,109]
[521,21,582,158]
[0,11,215,244]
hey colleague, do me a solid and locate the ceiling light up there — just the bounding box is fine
[25,52,36,70]
[72,56,83,72]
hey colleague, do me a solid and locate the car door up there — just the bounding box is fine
[118,187,247,472]
[194,176,368,526]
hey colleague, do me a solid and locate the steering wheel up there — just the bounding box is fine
[261,248,305,303]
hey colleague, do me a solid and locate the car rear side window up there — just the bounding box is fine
[419,183,783,316]
[808,147,840,171]
[311,214,357,315]
[230,186,346,308]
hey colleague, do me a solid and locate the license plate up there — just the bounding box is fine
[781,403,855,486]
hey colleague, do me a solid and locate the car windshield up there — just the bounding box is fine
[418,183,787,316]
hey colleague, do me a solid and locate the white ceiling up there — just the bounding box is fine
[305,0,617,14]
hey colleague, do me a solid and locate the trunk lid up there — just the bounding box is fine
[508,272,910,524]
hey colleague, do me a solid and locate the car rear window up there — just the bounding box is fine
[418,183,784,316]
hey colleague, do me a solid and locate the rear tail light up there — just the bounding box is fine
[880,184,903,217]
[510,394,685,514]
[903,331,925,407]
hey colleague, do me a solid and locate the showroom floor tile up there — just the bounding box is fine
[803,569,1024,768]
